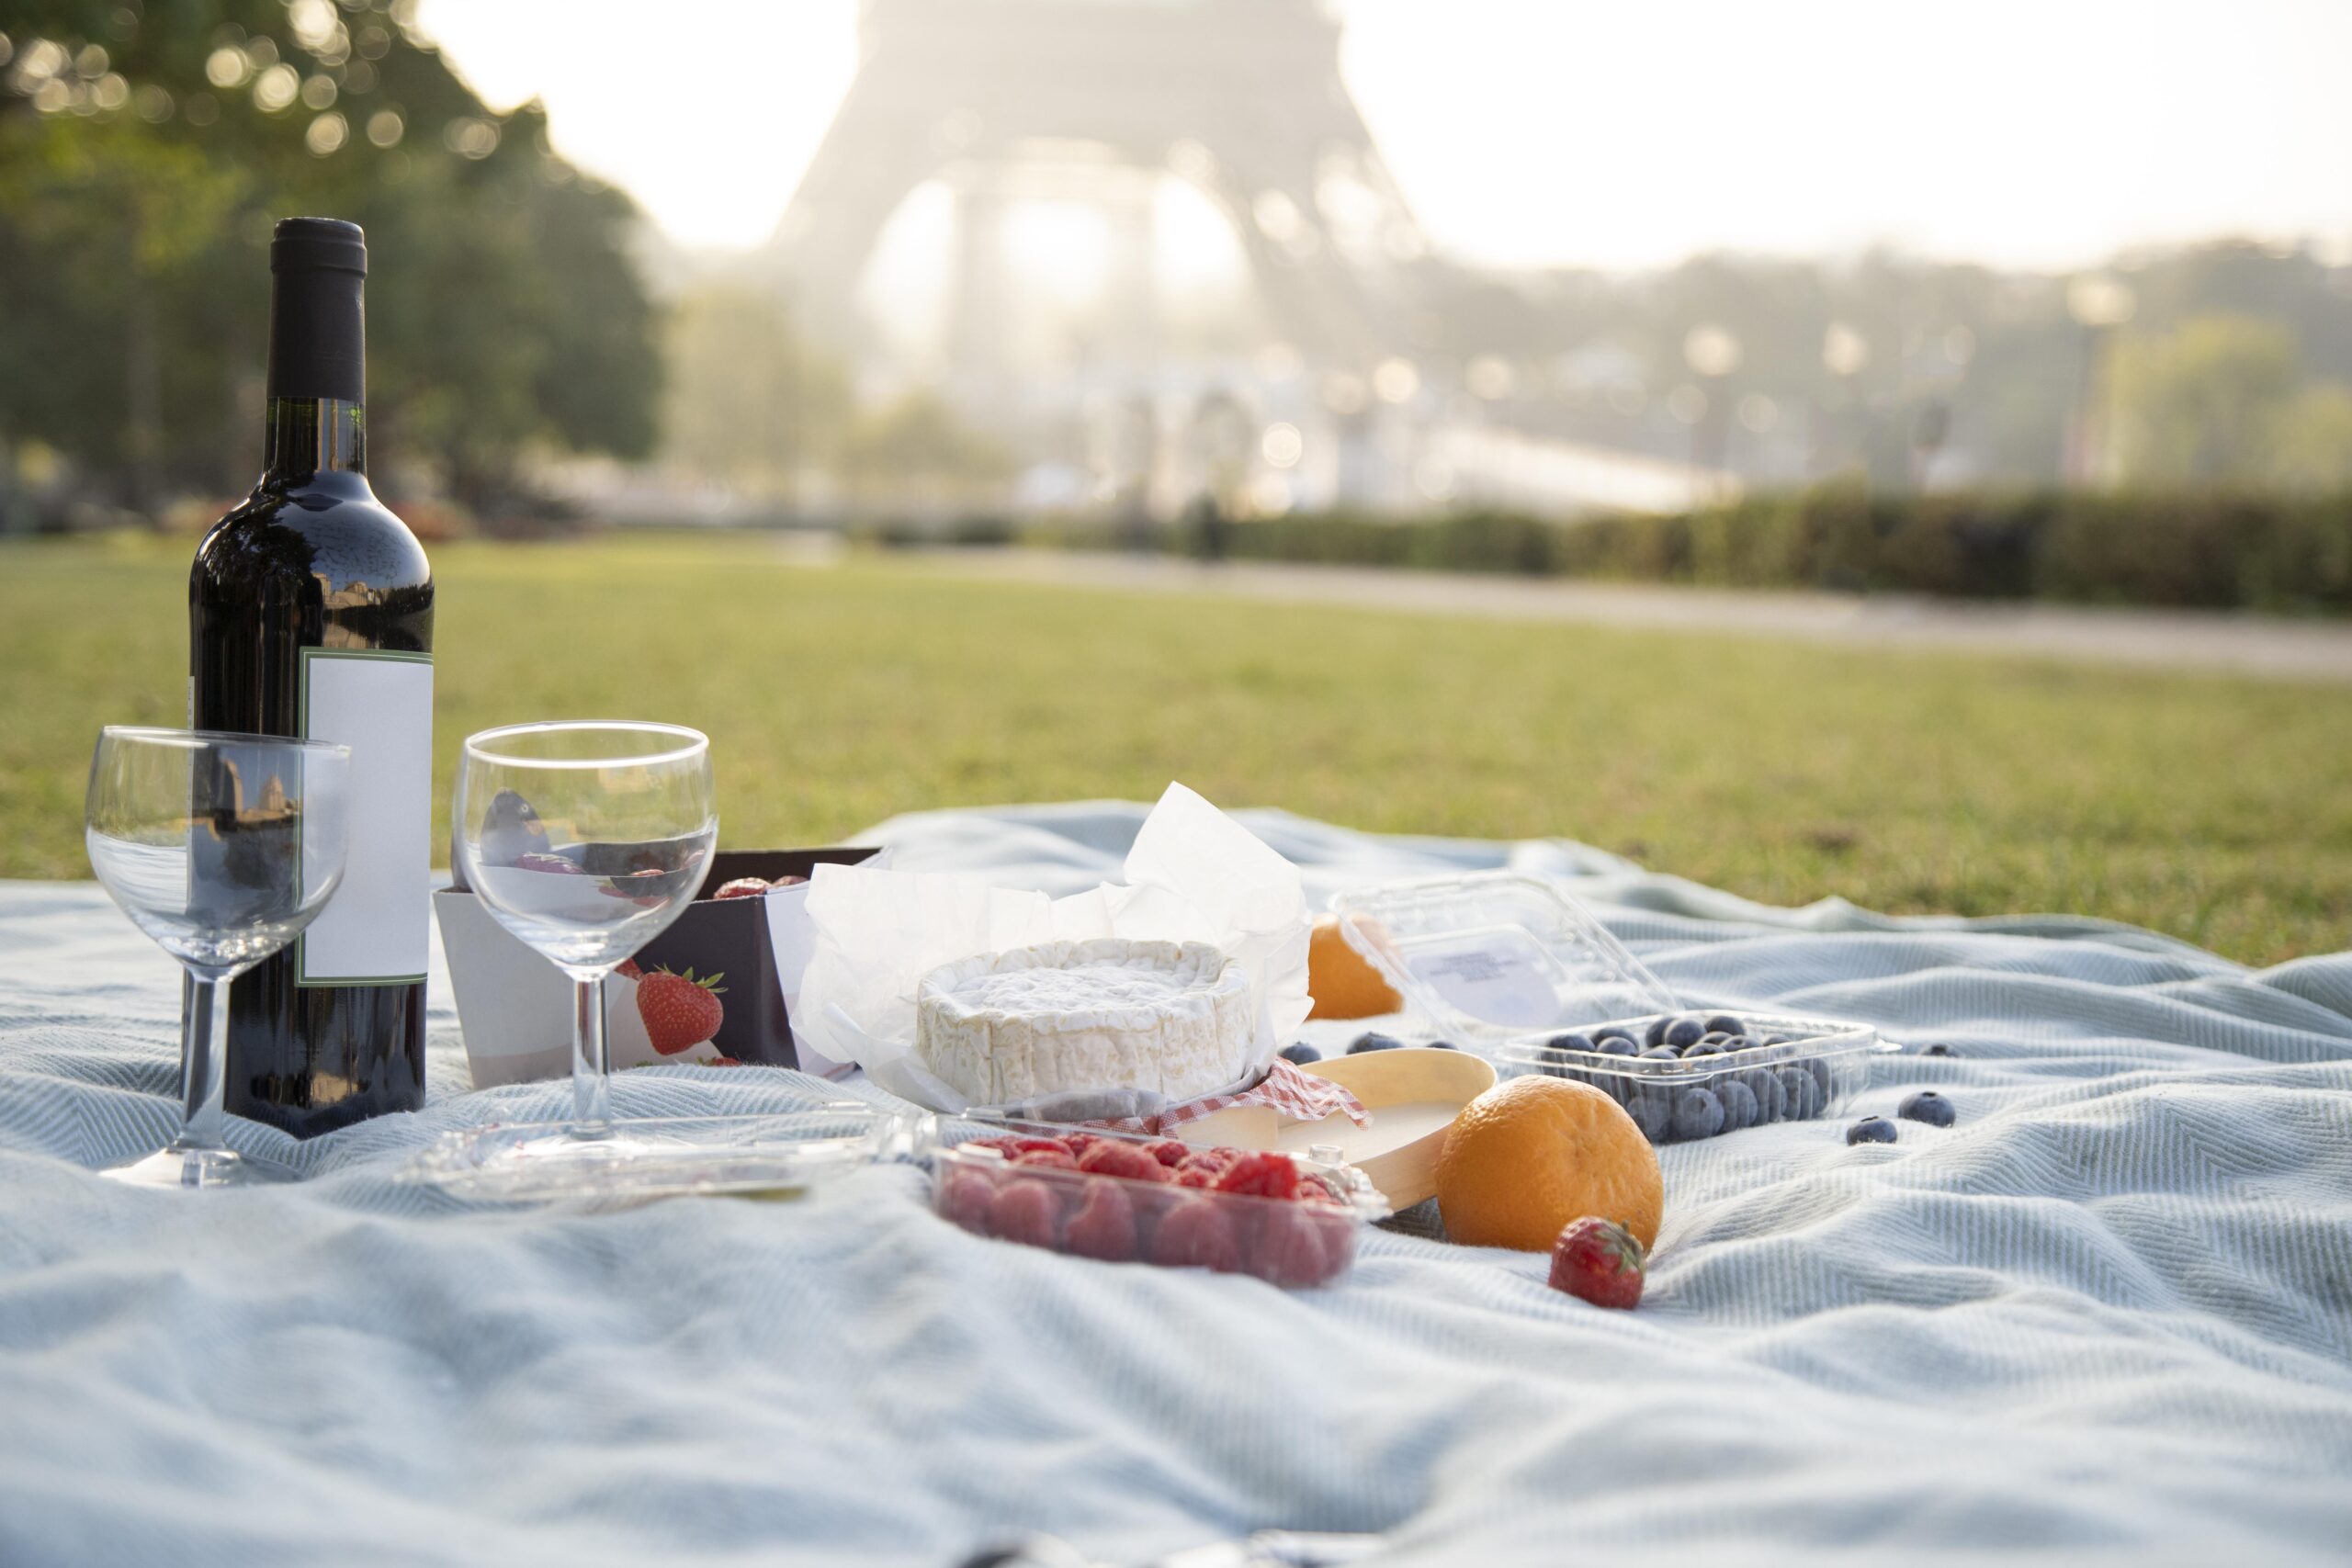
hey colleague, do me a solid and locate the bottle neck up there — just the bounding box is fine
[262,397,367,480]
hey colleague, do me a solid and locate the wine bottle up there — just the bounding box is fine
[190,218,433,1136]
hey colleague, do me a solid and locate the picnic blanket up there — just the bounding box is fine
[1,802,2347,1567]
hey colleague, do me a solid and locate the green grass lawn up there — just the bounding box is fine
[6,531,2348,966]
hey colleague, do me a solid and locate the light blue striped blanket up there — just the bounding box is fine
[1,803,2347,1566]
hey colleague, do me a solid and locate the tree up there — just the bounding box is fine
[0,0,659,517]
[2101,315,2303,487]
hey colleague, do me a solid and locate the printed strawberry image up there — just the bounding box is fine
[634,965,726,1055]
[1548,1216,1647,1310]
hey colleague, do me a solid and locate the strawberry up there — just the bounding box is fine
[712,877,773,901]
[634,965,726,1055]
[1548,1217,1647,1310]
[1063,1179,1138,1262]
[615,958,643,981]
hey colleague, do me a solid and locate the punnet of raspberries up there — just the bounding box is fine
[939,1132,1358,1287]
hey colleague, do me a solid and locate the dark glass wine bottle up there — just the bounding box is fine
[190,218,433,1136]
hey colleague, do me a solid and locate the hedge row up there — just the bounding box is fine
[1018,489,2352,614]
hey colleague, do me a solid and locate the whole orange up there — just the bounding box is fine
[1307,914,1404,1020]
[1436,1076,1662,1252]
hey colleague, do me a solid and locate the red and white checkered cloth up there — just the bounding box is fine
[1087,1057,1372,1137]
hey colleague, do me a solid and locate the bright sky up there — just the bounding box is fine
[414,0,2352,271]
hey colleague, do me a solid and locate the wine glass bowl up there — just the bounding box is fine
[84,727,351,1188]
[450,722,717,1144]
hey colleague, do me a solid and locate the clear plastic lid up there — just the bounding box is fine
[1329,872,1679,1043]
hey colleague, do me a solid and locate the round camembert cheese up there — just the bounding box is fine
[914,938,1253,1105]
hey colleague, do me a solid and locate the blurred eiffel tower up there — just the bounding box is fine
[762,0,1433,378]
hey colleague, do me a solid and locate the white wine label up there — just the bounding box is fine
[299,648,433,986]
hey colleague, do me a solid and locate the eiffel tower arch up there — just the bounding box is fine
[762,0,1433,377]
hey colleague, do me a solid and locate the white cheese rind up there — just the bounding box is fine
[914,937,1253,1104]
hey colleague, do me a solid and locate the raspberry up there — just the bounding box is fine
[939,1168,998,1235]
[964,1136,1023,1156]
[1063,1179,1138,1262]
[1212,1151,1302,1202]
[1006,1136,1074,1157]
[988,1178,1061,1248]
[1149,1197,1243,1272]
[1146,1140,1190,1168]
[1173,1166,1216,1189]
[1060,1133,1102,1157]
[1296,1171,1341,1206]
[1077,1139,1169,1183]
[1175,1147,1240,1179]
[1012,1147,1079,1171]
[1251,1203,1346,1287]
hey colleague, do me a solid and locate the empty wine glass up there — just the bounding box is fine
[444,722,717,1184]
[85,727,350,1188]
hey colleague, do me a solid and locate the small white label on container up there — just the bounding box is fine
[1414,931,1561,1028]
[300,649,433,986]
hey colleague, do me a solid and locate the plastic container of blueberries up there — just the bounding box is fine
[920,1118,1390,1287]
[1329,872,1894,1144]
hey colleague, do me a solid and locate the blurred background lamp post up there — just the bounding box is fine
[2065,273,2137,487]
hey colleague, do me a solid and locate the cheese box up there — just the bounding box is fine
[436,846,880,1089]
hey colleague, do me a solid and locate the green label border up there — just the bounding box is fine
[296,646,434,988]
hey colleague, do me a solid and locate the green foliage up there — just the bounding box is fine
[0,0,659,513]
[2,534,2346,966]
[1033,488,2352,615]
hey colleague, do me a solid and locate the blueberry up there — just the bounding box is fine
[1719,1035,1755,1053]
[1592,1026,1638,1048]
[1807,1056,1835,1098]
[1643,1016,1671,1048]
[1702,1014,1746,1037]
[1717,1078,1758,1131]
[1348,1032,1405,1055]
[1679,1042,1726,1061]
[1898,1090,1956,1128]
[1426,1040,1458,1052]
[1778,1066,1820,1121]
[1749,1069,1787,1122]
[1670,1088,1726,1141]
[1592,1036,1639,1057]
[1638,1046,1680,1062]
[1847,1116,1898,1145]
[1663,1018,1706,1049]
[1922,1043,1955,1057]
[1624,1091,1672,1142]
[1700,1032,1733,1047]
[1278,1042,1322,1066]
[1545,1032,1596,1056]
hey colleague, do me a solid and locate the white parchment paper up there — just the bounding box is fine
[797,783,1312,1111]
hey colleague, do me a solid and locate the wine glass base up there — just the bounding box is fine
[102,1144,296,1190]
[401,1109,911,1204]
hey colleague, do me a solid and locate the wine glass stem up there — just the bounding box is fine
[175,971,232,1153]
[571,973,613,1137]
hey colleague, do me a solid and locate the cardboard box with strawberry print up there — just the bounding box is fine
[436,847,881,1089]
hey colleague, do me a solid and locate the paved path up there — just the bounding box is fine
[919,548,2352,683]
